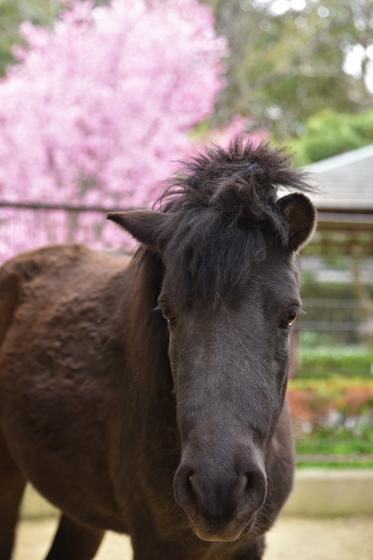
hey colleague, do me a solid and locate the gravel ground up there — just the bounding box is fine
[15,516,373,560]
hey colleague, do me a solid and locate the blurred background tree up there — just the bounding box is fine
[289,107,373,164]
[0,1,112,74]
[0,0,225,208]
[0,0,226,258]
[1,0,372,149]
[207,0,373,140]
[0,1,59,73]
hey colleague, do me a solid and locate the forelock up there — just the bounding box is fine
[155,139,311,306]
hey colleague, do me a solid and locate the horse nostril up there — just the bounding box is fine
[174,466,197,510]
[245,472,255,493]
[187,471,198,500]
[241,469,267,512]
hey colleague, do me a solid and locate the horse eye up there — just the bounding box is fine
[280,310,298,329]
[155,304,177,327]
[166,316,177,328]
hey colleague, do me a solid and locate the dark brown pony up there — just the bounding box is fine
[0,141,316,560]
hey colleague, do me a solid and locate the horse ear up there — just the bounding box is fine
[107,210,168,249]
[277,193,316,251]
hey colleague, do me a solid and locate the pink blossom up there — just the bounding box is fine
[0,0,226,260]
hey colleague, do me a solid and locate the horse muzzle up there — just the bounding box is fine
[173,443,267,542]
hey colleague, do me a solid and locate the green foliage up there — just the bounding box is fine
[3,1,372,146]
[290,375,373,393]
[297,346,373,378]
[296,423,373,456]
[291,376,373,467]
[0,1,109,76]
[297,461,373,469]
[207,0,373,139]
[288,109,373,166]
[295,420,373,468]
[0,1,60,74]
[294,398,373,468]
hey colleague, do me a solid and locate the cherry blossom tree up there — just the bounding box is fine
[0,0,227,259]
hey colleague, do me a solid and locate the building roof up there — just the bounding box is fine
[304,144,373,211]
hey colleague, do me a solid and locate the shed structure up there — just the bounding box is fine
[304,144,373,255]
[293,144,373,353]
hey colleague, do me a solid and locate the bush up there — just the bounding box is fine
[298,346,373,378]
[295,421,373,468]
[296,423,373,456]
[289,376,373,468]
[287,108,373,166]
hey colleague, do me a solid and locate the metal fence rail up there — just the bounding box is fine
[0,200,131,263]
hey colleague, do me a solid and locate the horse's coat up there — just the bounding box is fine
[0,141,316,559]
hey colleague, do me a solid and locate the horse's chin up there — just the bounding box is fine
[194,530,241,543]
[188,516,250,543]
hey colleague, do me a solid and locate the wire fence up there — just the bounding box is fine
[300,298,368,342]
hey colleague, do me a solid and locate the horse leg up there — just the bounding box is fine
[44,514,104,560]
[131,526,199,560]
[45,514,104,560]
[132,541,193,560]
[0,433,26,560]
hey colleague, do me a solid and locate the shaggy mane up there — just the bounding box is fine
[148,139,311,306]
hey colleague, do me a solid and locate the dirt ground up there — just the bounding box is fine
[15,516,373,560]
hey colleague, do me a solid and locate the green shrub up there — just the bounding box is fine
[298,346,373,378]
[296,424,373,456]
[295,420,373,468]
[296,461,373,469]
[287,108,373,166]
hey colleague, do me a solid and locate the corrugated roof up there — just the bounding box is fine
[304,144,373,210]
